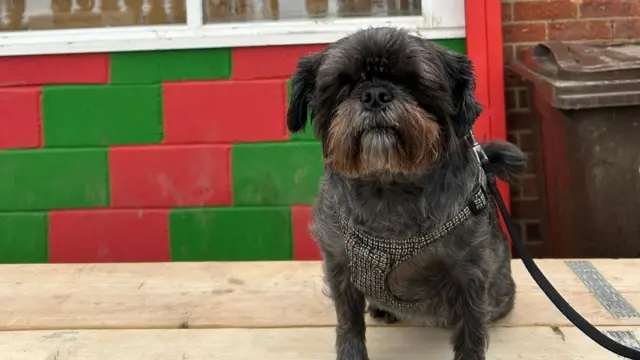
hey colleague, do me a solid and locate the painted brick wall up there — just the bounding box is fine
[502,0,640,257]
[0,38,467,264]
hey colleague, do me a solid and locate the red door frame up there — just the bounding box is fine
[465,0,512,246]
[466,0,507,143]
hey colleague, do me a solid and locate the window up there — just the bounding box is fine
[0,0,465,56]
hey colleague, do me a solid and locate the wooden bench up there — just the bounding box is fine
[0,259,638,359]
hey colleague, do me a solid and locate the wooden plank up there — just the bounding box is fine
[0,259,638,330]
[0,326,637,359]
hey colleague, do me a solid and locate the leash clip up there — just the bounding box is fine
[463,131,489,167]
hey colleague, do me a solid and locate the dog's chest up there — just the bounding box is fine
[339,177,489,314]
[386,247,454,304]
[341,216,454,312]
[351,238,458,326]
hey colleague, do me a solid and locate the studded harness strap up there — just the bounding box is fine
[338,170,488,311]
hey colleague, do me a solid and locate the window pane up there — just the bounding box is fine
[204,0,421,23]
[0,0,185,31]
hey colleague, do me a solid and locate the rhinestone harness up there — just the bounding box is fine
[338,170,488,311]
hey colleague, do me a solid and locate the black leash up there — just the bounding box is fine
[468,134,640,359]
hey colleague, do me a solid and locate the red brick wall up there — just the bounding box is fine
[502,0,640,257]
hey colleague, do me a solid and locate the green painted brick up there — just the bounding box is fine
[285,38,465,142]
[170,207,292,261]
[0,213,48,264]
[43,85,163,147]
[434,38,467,54]
[0,148,109,211]
[110,48,232,84]
[232,142,324,205]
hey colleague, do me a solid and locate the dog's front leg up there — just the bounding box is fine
[450,282,489,360]
[324,256,369,360]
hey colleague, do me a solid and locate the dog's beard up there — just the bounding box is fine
[325,98,442,178]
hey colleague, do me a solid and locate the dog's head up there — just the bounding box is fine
[287,27,482,178]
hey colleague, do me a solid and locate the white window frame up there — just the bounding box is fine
[0,0,465,57]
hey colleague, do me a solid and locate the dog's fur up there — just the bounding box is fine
[286,27,527,360]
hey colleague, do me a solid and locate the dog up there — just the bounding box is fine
[286,27,527,360]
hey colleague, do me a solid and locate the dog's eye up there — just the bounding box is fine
[337,72,352,85]
[337,86,352,102]
[404,72,421,89]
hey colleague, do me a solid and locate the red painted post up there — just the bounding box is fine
[465,0,512,249]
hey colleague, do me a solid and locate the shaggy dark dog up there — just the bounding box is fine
[287,27,527,360]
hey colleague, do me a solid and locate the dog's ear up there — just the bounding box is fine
[287,51,322,133]
[444,50,483,137]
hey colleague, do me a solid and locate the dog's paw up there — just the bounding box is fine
[454,354,485,360]
[336,336,369,360]
[367,306,399,324]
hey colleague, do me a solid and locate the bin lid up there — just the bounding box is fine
[511,42,640,109]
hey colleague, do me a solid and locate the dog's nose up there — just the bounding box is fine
[361,86,393,109]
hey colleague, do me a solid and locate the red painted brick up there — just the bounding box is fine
[232,45,327,80]
[0,53,108,87]
[0,87,41,149]
[109,145,232,208]
[49,209,170,263]
[292,205,321,261]
[163,80,289,144]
